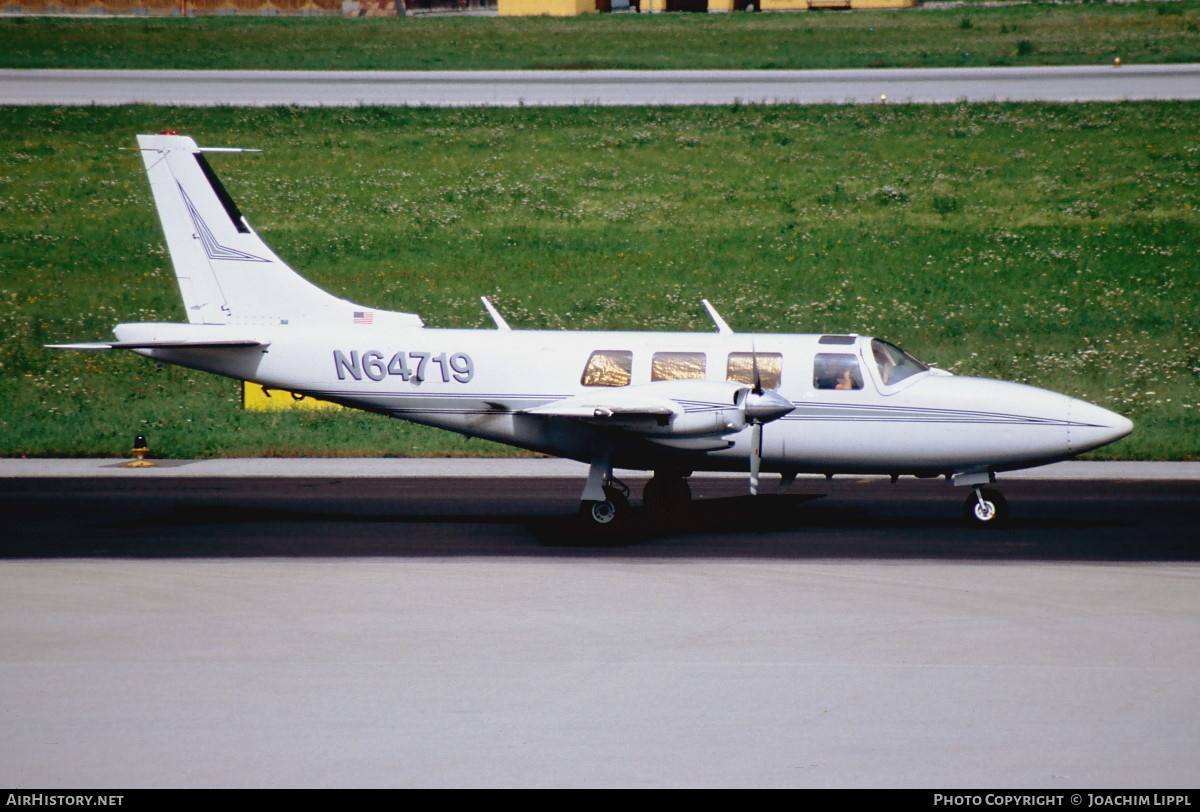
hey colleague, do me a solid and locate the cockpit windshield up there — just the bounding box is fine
[871,339,929,386]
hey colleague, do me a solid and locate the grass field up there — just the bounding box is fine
[1,103,1197,459]
[2,2,1200,70]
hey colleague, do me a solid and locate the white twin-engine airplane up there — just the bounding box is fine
[52,133,1133,531]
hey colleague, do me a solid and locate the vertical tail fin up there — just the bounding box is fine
[136,133,422,328]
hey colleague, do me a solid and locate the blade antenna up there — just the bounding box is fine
[481,297,512,332]
[701,299,733,335]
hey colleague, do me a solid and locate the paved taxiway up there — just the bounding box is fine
[4,64,1200,107]
[2,461,1197,787]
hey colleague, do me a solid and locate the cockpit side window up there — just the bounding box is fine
[814,353,864,391]
[581,350,633,387]
[726,352,783,390]
[652,352,706,382]
[871,339,929,386]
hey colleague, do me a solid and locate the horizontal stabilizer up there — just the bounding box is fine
[48,338,269,351]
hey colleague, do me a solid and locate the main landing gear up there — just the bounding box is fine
[576,448,634,537]
[576,460,694,539]
[641,471,692,515]
[579,484,630,529]
[578,467,696,532]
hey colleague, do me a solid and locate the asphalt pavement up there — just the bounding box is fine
[2,462,1197,787]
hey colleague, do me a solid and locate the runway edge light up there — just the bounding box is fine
[126,433,155,468]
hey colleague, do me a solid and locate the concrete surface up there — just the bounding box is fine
[3,65,1199,107]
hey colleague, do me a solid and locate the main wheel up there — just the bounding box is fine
[579,486,631,531]
[642,475,692,515]
[963,487,1008,526]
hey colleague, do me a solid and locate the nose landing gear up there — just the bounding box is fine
[964,486,1008,526]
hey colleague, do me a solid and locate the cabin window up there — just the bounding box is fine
[814,353,864,391]
[581,350,633,387]
[871,339,929,386]
[726,352,783,390]
[652,352,706,382]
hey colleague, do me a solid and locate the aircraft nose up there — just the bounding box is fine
[1067,398,1134,454]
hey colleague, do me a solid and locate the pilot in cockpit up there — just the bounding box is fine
[815,353,864,391]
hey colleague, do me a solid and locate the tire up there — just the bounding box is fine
[642,475,692,515]
[579,486,631,531]
[963,487,1008,526]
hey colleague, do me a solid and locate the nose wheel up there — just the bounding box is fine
[964,486,1008,526]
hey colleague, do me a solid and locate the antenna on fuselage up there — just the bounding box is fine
[481,297,512,331]
[701,299,733,335]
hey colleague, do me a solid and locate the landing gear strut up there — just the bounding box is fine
[577,447,632,534]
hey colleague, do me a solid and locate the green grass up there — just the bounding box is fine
[3,2,1200,70]
[1,102,1197,459]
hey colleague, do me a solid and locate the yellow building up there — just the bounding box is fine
[500,0,915,14]
[498,0,593,13]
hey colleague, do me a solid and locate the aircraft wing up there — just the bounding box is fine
[523,393,678,425]
[521,380,750,437]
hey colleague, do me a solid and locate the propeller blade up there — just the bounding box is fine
[751,343,763,395]
[739,345,794,495]
[750,421,762,496]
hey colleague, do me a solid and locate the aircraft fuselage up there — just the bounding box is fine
[119,322,1132,480]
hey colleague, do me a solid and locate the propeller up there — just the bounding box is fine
[750,421,763,497]
[741,346,795,496]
